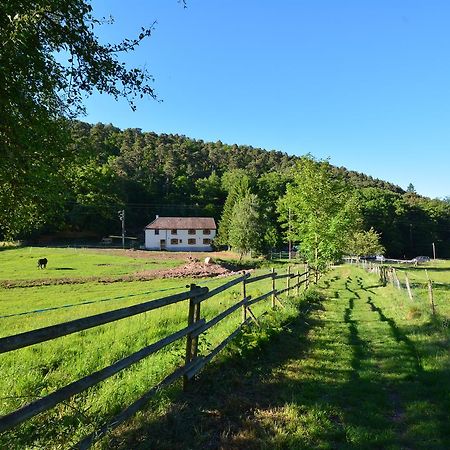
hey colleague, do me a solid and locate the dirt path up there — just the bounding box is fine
[112,267,449,450]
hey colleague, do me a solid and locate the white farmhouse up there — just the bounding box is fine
[144,216,217,251]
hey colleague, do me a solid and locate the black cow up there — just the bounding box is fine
[37,258,48,269]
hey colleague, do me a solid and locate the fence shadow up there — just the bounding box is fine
[110,296,325,450]
[110,280,450,450]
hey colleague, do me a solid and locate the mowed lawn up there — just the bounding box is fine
[0,247,289,449]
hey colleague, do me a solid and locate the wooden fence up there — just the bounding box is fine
[0,266,310,449]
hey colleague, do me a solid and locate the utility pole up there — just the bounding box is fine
[118,210,125,249]
[432,242,436,260]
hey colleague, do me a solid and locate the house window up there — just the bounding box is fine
[170,238,178,245]
[203,238,211,245]
[188,238,196,245]
[203,229,211,235]
[171,229,177,235]
[188,229,196,235]
[154,229,159,235]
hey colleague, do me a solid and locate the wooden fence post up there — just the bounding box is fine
[305,265,310,290]
[287,265,291,296]
[296,269,300,296]
[392,268,401,289]
[425,270,436,315]
[404,273,413,301]
[183,284,200,390]
[271,268,276,308]
[241,277,247,323]
[427,279,436,315]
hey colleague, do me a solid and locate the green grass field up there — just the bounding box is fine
[1,251,449,449]
[112,265,449,449]
[0,247,292,449]
[389,260,450,320]
[0,247,185,282]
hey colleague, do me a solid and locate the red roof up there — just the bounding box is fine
[145,217,216,230]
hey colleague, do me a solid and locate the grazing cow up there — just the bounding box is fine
[37,258,48,269]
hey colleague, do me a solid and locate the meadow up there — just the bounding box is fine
[0,247,296,449]
[390,260,450,319]
[114,265,449,449]
[0,247,189,283]
[1,249,448,449]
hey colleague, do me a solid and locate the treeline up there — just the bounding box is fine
[35,121,450,258]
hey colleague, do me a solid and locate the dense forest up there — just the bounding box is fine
[25,121,450,258]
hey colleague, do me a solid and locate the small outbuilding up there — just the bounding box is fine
[144,216,217,251]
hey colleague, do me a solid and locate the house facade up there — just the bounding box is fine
[144,217,217,251]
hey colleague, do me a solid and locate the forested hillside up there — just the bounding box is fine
[29,122,450,258]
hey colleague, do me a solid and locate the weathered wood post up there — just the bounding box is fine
[287,265,291,296]
[404,273,413,301]
[392,268,401,289]
[241,276,247,323]
[425,270,436,315]
[183,283,201,390]
[427,279,435,315]
[381,266,388,286]
[296,269,300,296]
[306,264,310,290]
[271,267,276,308]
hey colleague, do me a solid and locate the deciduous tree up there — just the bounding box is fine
[278,157,359,270]
[345,228,385,261]
[0,1,155,238]
[228,194,264,259]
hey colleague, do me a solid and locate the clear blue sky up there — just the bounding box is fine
[84,0,450,199]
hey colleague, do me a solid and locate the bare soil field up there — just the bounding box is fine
[88,249,241,261]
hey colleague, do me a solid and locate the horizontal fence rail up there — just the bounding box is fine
[192,297,250,337]
[0,321,205,433]
[75,359,200,450]
[0,265,312,448]
[245,272,275,284]
[0,287,208,354]
[247,290,274,307]
[193,273,251,304]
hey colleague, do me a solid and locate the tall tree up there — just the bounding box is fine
[216,170,252,246]
[278,157,359,270]
[228,194,264,259]
[345,228,385,261]
[0,1,155,238]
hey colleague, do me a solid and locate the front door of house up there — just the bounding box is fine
[160,239,166,250]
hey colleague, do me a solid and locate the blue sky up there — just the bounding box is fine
[84,1,450,198]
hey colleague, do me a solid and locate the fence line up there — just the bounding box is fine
[0,288,208,354]
[358,260,437,316]
[0,265,313,448]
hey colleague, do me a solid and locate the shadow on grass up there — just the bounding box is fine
[344,296,366,378]
[365,296,423,374]
[107,278,450,450]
